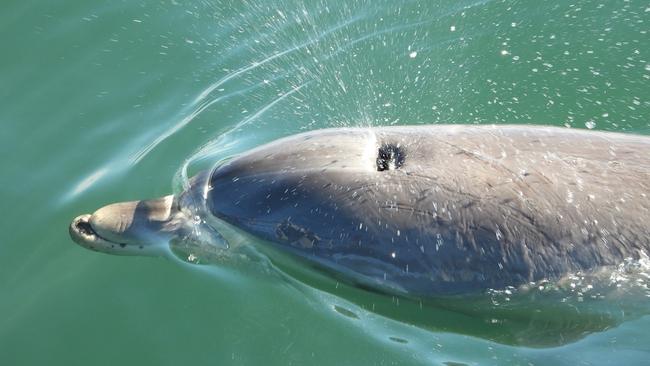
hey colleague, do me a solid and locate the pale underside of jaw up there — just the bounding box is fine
[69,214,158,255]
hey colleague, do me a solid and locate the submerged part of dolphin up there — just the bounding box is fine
[70,125,650,297]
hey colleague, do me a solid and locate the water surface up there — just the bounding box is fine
[1,0,649,365]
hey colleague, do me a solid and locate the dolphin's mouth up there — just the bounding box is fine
[69,214,129,253]
[69,195,178,256]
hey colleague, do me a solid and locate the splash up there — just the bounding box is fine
[172,81,311,195]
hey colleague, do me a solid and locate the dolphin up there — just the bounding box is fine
[69,125,650,296]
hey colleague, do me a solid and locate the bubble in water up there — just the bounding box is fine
[585,120,596,129]
[409,51,417,58]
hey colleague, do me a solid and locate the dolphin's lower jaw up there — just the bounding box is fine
[69,195,178,256]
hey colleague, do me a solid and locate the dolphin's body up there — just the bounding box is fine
[70,125,650,296]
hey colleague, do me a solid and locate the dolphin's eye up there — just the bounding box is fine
[376,143,405,171]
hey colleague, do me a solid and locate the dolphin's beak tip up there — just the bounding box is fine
[69,213,96,247]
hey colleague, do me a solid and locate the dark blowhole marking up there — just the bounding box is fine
[377,143,405,171]
[119,243,126,248]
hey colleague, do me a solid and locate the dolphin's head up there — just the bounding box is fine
[69,170,228,258]
[69,195,179,256]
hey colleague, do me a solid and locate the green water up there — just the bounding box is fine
[2,0,649,364]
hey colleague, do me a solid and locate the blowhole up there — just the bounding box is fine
[376,143,405,171]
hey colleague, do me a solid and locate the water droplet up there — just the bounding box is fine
[566,190,574,203]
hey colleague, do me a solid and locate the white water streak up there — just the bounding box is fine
[195,14,363,104]
[176,82,311,190]
[130,14,361,168]
[325,0,492,60]
[129,76,286,166]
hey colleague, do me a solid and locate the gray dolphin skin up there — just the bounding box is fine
[69,125,650,296]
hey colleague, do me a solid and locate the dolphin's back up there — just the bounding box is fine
[207,126,650,295]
